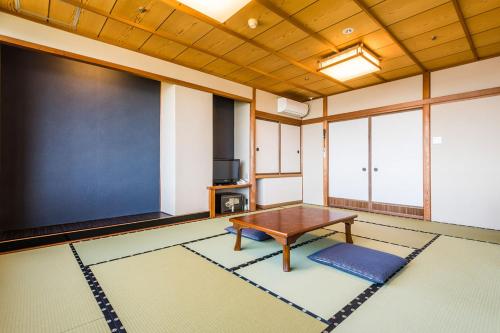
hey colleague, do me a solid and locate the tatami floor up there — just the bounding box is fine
[1,205,499,333]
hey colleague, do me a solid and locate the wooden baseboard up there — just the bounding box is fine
[328,197,424,219]
[256,200,303,210]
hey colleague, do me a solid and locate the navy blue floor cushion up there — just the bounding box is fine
[308,243,407,284]
[225,226,271,241]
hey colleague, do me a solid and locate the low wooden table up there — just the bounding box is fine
[229,206,357,272]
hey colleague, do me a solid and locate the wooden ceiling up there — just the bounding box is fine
[1,0,500,101]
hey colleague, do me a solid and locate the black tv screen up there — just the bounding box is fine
[213,159,240,185]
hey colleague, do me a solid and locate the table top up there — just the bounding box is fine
[229,206,357,238]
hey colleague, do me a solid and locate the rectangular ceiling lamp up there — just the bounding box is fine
[318,44,381,82]
[177,0,252,22]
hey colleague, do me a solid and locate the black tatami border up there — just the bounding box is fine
[69,244,126,333]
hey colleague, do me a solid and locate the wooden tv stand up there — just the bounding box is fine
[207,183,252,218]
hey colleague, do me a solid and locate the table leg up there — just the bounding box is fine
[345,222,353,244]
[234,226,242,251]
[282,245,291,272]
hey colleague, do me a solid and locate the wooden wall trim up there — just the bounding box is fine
[0,34,253,103]
[256,173,301,179]
[256,200,302,210]
[423,72,432,221]
[322,97,329,206]
[329,197,370,211]
[301,85,500,125]
[256,110,302,126]
[371,202,424,219]
[250,88,257,211]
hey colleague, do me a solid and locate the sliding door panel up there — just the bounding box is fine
[371,110,423,206]
[256,119,279,173]
[280,124,301,173]
[329,119,369,201]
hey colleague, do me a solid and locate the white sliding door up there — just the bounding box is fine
[256,119,279,173]
[280,124,301,173]
[302,123,323,205]
[371,110,423,206]
[329,119,369,200]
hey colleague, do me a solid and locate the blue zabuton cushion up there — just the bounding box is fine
[308,243,407,284]
[225,226,271,241]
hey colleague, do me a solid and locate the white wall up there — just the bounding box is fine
[431,96,500,229]
[431,56,500,97]
[302,123,324,205]
[161,84,213,216]
[304,98,323,120]
[328,75,422,115]
[257,177,302,206]
[0,12,252,100]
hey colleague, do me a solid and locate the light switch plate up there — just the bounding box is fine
[432,136,442,144]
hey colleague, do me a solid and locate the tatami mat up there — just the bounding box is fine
[65,319,110,333]
[329,206,500,244]
[91,246,326,333]
[185,228,331,269]
[0,245,103,333]
[325,220,434,248]
[334,236,500,333]
[236,233,414,320]
[74,217,232,265]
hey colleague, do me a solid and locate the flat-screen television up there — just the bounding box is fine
[213,159,240,185]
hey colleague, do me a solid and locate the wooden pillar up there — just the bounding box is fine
[250,88,257,211]
[322,97,329,206]
[423,72,431,221]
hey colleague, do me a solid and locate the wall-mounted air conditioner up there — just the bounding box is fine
[277,97,309,118]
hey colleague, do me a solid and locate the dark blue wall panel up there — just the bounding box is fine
[0,46,160,231]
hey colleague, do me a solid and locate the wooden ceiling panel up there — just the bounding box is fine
[224,2,282,39]
[157,10,213,44]
[422,49,474,70]
[473,26,500,48]
[304,78,341,91]
[319,85,349,96]
[174,48,217,68]
[0,0,15,11]
[371,0,449,26]
[476,41,500,58]
[380,55,414,72]
[193,28,244,56]
[466,7,500,34]
[267,82,298,93]
[202,58,241,76]
[319,12,379,47]
[249,54,289,72]
[374,43,405,59]
[225,68,262,82]
[266,0,316,15]
[388,2,458,40]
[140,34,187,59]
[402,22,464,52]
[414,38,470,62]
[99,19,151,49]
[338,29,394,51]
[459,0,500,18]
[379,64,421,80]
[18,0,49,17]
[269,65,308,80]
[253,20,308,50]
[279,36,328,61]
[223,43,269,66]
[49,0,77,28]
[348,74,384,88]
[76,10,108,37]
[288,72,323,86]
[245,75,281,88]
[111,0,174,30]
[292,0,361,32]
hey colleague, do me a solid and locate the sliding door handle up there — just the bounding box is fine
[362,168,367,172]
[374,167,378,172]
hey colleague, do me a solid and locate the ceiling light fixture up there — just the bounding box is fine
[342,27,354,35]
[318,44,380,82]
[177,0,251,22]
[248,18,258,29]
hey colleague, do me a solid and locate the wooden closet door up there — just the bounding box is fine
[280,124,301,173]
[256,119,279,173]
[371,109,423,206]
[329,119,369,202]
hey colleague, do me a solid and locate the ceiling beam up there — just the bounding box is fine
[255,0,386,83]
[352,0,426,72]
[159,0,352,90]
[60,0,323,97]
[451,0,479,60]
